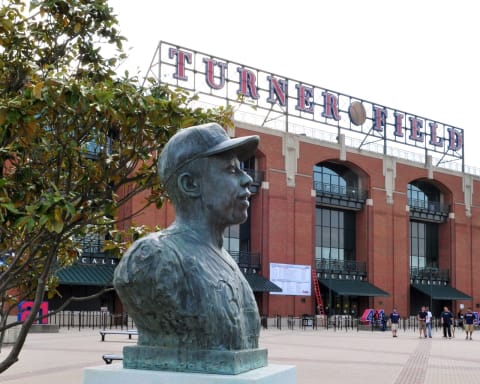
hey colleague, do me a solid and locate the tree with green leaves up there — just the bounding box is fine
[0,0,232,372]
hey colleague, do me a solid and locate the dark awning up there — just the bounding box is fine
[320,278,389,297]
[56,264,116,286]
[244,273,282,293]
[412,283,472,300]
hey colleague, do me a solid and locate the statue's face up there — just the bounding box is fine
[199,153,253,226]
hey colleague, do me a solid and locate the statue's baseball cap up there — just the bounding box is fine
[158,123,259,186]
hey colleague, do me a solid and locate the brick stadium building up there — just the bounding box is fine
[127,120,476,319]
[52,42,479,319]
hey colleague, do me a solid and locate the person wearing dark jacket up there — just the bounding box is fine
[440,306,454,338]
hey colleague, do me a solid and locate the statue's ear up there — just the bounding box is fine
[177,172,201,197]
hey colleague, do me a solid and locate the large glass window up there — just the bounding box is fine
[223,224,240,253]
[315,207,355,262]
[410,221,438,269]
[223,216,251,254]
[408,181,441,270]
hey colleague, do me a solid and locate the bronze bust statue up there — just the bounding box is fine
[113,123,267,374]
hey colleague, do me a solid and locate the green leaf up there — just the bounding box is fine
[2,203,20,214]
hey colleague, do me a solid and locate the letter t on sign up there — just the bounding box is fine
[168,48,192,81]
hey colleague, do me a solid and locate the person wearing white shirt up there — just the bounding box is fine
[425,306,433,338]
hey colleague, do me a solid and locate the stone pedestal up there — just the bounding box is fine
[123,345,268,374]
[83,363,296,384]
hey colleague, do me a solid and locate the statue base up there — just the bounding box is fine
[83,363,296,384]
[123,345,268,375]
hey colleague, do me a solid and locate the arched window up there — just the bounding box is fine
[313,164,358,197]
[407,181,440,210]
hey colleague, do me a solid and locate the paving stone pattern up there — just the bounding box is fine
[2,327,480,383]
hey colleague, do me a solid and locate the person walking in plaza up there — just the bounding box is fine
[464,307,475,340]
[440,306,453,338]
[389,308,400,338]
[457,309,464,329]
[425,306,433,338]
[417,306,427,338]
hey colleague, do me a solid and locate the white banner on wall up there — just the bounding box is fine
[269,263,311,296]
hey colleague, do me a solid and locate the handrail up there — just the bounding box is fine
[410,267,449,282]
[315,258,367,275]
[408,198,450,214]
[313,181,367,200]
[229,251,261,269]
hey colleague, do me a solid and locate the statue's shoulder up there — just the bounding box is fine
[115,229,186,283]
[125,230,171,254]
[123,227,192,261]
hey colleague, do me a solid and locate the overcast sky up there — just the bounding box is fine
[107,0,479,169]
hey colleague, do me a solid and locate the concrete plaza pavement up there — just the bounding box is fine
[1,325,480,383]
